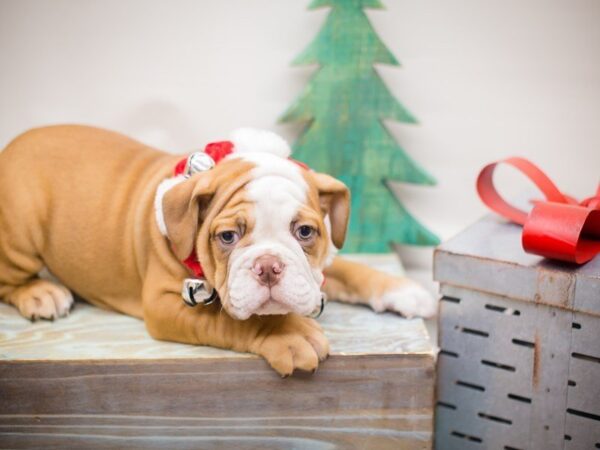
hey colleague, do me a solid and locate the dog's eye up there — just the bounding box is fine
[218,230,239,245]
[295,225,315,241]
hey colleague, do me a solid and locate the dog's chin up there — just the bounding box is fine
[224,292,318,320]
[225,296,294,320]
[253,299,291,316]
[248,295,319,318]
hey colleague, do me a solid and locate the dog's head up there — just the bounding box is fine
[159,130,350,320]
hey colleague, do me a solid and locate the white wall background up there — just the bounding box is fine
[1,0,599,267]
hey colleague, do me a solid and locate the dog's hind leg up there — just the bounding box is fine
[0,229,74,321]
[0,175,73,321]
[0,133,75,321]
[322,256,437,318]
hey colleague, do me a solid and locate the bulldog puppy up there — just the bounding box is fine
[0,125,436,376]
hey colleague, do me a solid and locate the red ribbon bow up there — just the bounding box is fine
[476,157,600,264]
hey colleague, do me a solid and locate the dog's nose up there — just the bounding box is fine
[252,255,285,286]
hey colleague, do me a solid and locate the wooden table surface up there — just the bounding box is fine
[0,254,433,361]
[0,300,432,361]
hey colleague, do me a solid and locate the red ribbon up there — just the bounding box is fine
[476,157,600,264]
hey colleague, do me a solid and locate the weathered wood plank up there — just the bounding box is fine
[0,428,431,450]
[0,355,433,449]
[0,355,433,415]
[0,255,434,448]
[0,255,434,449]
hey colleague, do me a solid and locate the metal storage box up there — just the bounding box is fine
[433,215,600,450]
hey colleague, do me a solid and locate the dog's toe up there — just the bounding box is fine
[374,282,438,319]
[255,316,329,376]
[11,280,74,321]
[49,285,74,317]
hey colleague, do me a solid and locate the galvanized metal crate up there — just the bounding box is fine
[433,215,600,450]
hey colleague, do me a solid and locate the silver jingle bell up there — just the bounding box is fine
[310,293,327,319]
[184,152,216,177]
[181,278,217,307]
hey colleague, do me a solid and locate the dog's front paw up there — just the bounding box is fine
[252,314,330,377]
[371,281,438,319]
[8,279,74,321]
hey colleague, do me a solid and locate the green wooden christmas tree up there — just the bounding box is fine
[280,0,439,252]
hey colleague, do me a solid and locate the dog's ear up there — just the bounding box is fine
[162,174,216,260]
[311,172,350,249]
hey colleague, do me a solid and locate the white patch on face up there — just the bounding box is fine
[224,153,324,320]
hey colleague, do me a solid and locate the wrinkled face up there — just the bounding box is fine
[162,153,349,320]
